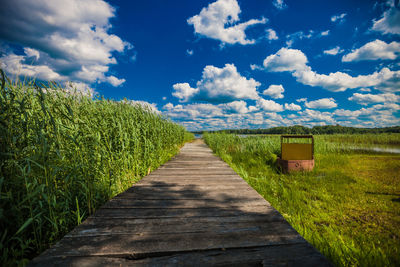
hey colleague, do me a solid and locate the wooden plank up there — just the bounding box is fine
[35,230,305,257]
[115,188,260,200]
[102,198,267,209]
[92,205,277,218]
[30,243,330,267]
[65,220,293,237]
[135,179,246,186]
[65,216,287,237]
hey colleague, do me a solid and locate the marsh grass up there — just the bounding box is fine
[204,132,400,266]
[0,72,193,265]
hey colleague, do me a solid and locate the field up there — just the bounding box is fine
[204,133,400,266]
[0,76,193,265]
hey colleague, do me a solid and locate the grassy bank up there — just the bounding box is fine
[204,133,400,266]
[0,74,193,265]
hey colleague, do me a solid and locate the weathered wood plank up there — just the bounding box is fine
[36,230,306,257]
[102,197,267,209]
[115,188,260,199]
[65,216,287,237]
[30,243,329,267]
[92,205,277,218]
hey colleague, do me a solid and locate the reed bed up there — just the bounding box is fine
[204,132,400,267]
[0,72,193,265]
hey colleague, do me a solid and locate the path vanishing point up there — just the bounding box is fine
[31,139,330,266]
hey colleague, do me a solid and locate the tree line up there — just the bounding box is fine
[193,125,400,135]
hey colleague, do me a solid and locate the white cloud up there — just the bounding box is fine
[163,102,223,119]
[285,29,329,47]
[263,47,308,72]
[273,0,287,10]
[120,99,160,114]
[106,76,126,87]
[250,64,263,71]
[342,40,400,62]
[296,98,307,102]
[293,67,400,92]
[64,81,94,96]
[333,104,400,127]
[0,0,130,86]
[262,47,400,92]
[262,84,284,99]
[0,53,64,81]
[320,30,330,36]
[172,83,199,102]
[284,103,301,111]
[298,109,336,124]
[304,98,337,109]
[23,47,40,60]
[285,30,313,47]
[348,92,400,105]
[220,100,253,113]
[266,29,278,40]
[186,49,194,56]
[172,63,261,103]
[256,98,284,112]
[372,2,400,35]
[323,46,343,55]
[331,13,347,23]
[187,0,266,45]
[162,96,167,101]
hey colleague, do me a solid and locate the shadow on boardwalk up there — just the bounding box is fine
[30,140,330,266]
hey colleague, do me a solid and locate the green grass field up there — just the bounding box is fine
[204,133,400,267]
[0,75,193,265]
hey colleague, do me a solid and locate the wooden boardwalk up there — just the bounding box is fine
[31,139,329,266]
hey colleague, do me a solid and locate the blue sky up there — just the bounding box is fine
[0,0,399,131]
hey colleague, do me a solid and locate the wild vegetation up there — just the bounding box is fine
[204,132,400,267]
[0,71,193,265]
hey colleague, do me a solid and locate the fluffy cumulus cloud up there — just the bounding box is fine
[304,98,338,109]
[284,103,301,111]
[187,0,266,45]
[323,46,343,55]
[172,63,261,103]
[256,98,284,112]
[262,84,284,99]
[342,40,400,62]
[172,83,199,102]
[372,1,400,35]
[348,92,400,105]
[262,47,400,92]
[0,0,131,86]
[220,100,257,113]
[331,13,346,23]
[263,48,308,72]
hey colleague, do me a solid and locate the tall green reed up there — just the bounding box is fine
[0,72,193,265]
